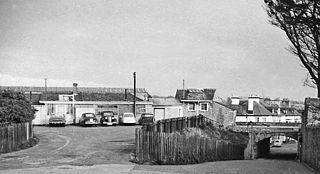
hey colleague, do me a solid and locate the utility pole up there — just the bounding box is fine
[133,72,136,117]
[44,78,47,92]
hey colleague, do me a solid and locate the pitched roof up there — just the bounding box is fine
[39,92,143,102]
[0,86,149,102]
[151,98,182,106]
[0,86,149,94]
[175,88,216,101]
[229,101,272,116]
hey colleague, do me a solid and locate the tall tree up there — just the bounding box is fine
[265,0,320,96]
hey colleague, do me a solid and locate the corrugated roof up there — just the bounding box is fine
[39,92,143,102]
[0,86,149,102]
[0,86,148,94]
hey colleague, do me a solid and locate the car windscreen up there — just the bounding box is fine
[84,113,95,117]
[123,114,134,117]
[102,113,113,116]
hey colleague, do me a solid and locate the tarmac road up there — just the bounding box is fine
[0,125,137,170]
[0,126,318,174]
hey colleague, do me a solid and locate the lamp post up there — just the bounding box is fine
[133,72,136,117]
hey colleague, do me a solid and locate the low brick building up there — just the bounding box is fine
[0,84,152,125]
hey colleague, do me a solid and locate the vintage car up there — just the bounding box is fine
[119,112,136,125]
[272,140,282,147]
[79,113,98,127]
[100,111,117,126]
[48,114,66,127]
[138,113,155,126]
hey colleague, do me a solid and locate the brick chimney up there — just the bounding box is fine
[231,96,240,105]
[248,95,260,111]
[73,83,78,94]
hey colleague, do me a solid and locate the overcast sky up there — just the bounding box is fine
[0,0,316,100]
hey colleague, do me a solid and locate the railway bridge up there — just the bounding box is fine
[234,122,301,159]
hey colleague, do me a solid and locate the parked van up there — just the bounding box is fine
[119,113,136,125]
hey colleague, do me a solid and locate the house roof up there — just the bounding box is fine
[0,86,149,94]
[213,101,236,110]
[175,88,216,101]
[151,98,182,106]
[39,91,143,102]
[0,86,149,102]
[229,101,272,116]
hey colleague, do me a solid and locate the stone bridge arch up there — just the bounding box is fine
[244,130,300,159]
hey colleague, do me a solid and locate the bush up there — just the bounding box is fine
[0,90,35,123]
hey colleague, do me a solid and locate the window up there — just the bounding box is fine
[188,103,196,111]
[47,104,56,115]
[200,103,208,111]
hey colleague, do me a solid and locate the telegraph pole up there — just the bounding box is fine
[133,72,136,117]
[44,78,47,92]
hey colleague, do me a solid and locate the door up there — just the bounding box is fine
[154,108,165,121]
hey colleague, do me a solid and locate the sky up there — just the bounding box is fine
[0,0,316,100]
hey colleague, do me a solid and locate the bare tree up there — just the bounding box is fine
[265,0,320,96]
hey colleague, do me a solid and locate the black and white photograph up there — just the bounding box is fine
[0,0,319,173]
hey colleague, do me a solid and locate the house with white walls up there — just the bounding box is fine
[0,84,153,125]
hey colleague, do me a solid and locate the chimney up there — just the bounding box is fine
[182,80,185,100]
[231,96,240,105]
[125,89,128,101]
[281,98,290,108]
[73,83,78,94]
[248,95,260,111]
[264,97,271,105]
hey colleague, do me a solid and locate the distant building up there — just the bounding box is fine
[228,95,302,124]
[175,88,235,126]
[0,84,153,125]
[150,97,183,121]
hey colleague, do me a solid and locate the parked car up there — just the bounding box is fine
[138,113,155,125]
[49,114,66,127]
[272,140,282,147]
[119,113,136,125]
[79,113,98,127]
[100,111,117,126]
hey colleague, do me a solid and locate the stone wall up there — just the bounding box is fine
[301,98,320,170]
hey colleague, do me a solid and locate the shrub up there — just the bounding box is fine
[0,90,35,123]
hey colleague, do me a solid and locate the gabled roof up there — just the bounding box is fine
[175,88,216,101]
[151,98,182,106]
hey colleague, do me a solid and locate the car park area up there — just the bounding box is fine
[0,125,137,170]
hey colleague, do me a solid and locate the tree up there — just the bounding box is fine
[0,91,35,123]
[265,0,320,96]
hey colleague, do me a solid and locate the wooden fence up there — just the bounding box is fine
[144,115,217,133]
[0,122,33,153]
[302,127,320,170]
[135,128,245,164]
